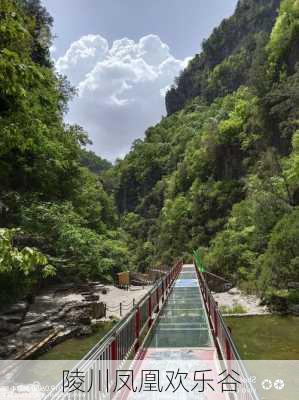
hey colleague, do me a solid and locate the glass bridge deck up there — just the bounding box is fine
[145,265,214,351]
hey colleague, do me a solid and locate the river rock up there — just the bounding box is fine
[81,291,93,296]
[18,322,53,339]
[83,294,99,302]
[77,325,93,336]
[64,308,92,326]
[54,283,76,295]
[0,285,100,358]
[228,287,241,295]
[76,284,92,293]
[94,284,105,290]
[23,313,47,326]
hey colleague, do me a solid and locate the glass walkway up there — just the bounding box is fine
[143,264,215,359]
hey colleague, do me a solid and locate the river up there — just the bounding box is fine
[37,321,116,360]
[37,315,299,360]
[225,314,299,359]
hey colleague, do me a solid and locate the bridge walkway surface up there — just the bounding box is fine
[43,262,259,400]
[142,263,217,360]
[129,264,227,399]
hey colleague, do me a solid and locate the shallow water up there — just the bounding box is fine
[37,321,116,360]
[37,314,299,361]
[225,315,299,359]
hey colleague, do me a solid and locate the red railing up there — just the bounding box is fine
[44,261,183,400]
[196,267,259,400]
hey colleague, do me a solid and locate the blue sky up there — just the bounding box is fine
[43,0,238,160]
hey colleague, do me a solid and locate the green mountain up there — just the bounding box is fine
[1,0,299,305]
[114,0,299,293]
[166,0,281,114]
[0,0,128,303]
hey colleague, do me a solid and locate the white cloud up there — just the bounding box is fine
[50,45,57,54]
[56,34,189,161]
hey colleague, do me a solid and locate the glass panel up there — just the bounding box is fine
[144,265,213,350]
[146,328,212,348]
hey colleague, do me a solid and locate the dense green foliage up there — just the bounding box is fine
[114,0,299,296]
[0,228,54,302]
[1,0,299,305]
[0,0,129,303]
[80,149,112,175]
[165,0,280,114]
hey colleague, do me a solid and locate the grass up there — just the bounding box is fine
[220,304,247,314]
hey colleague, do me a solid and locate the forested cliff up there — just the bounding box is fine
[1,0,299,304]
[113,0,299,293]
[0,0,129,302]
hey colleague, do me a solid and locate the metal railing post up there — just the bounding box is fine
[156,287,160,312]
[225,338,232,372]
[148,296,152,328]
[134,307,141,352]
[111,336,117,360]
[214,306,218,337]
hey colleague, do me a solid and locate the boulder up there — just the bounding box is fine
[23,313,47,326]
[77,325,93,336]
[32,322,53,333]
[65,308,92,326]
[228,287,241,295]
[94,284,105,290]
[81,291,93,297]
[19,322,53,337]
[76,285,92,293]
[83,294,99,302]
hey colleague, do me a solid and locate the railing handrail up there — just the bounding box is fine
[200,271,242,358]
[43,261,183,400]
[82,264,180,360]
[196,267,260,400]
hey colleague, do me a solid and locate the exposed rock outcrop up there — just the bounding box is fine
[0,282,105,359]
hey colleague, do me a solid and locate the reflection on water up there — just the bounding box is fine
[225,315,299,359]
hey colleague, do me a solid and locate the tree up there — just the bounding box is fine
[0,228,54,302]
[259,208,299,290]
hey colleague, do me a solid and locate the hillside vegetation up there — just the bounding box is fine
[113,0,299,295]
[1,0,299,305]
[0,0,129,303]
